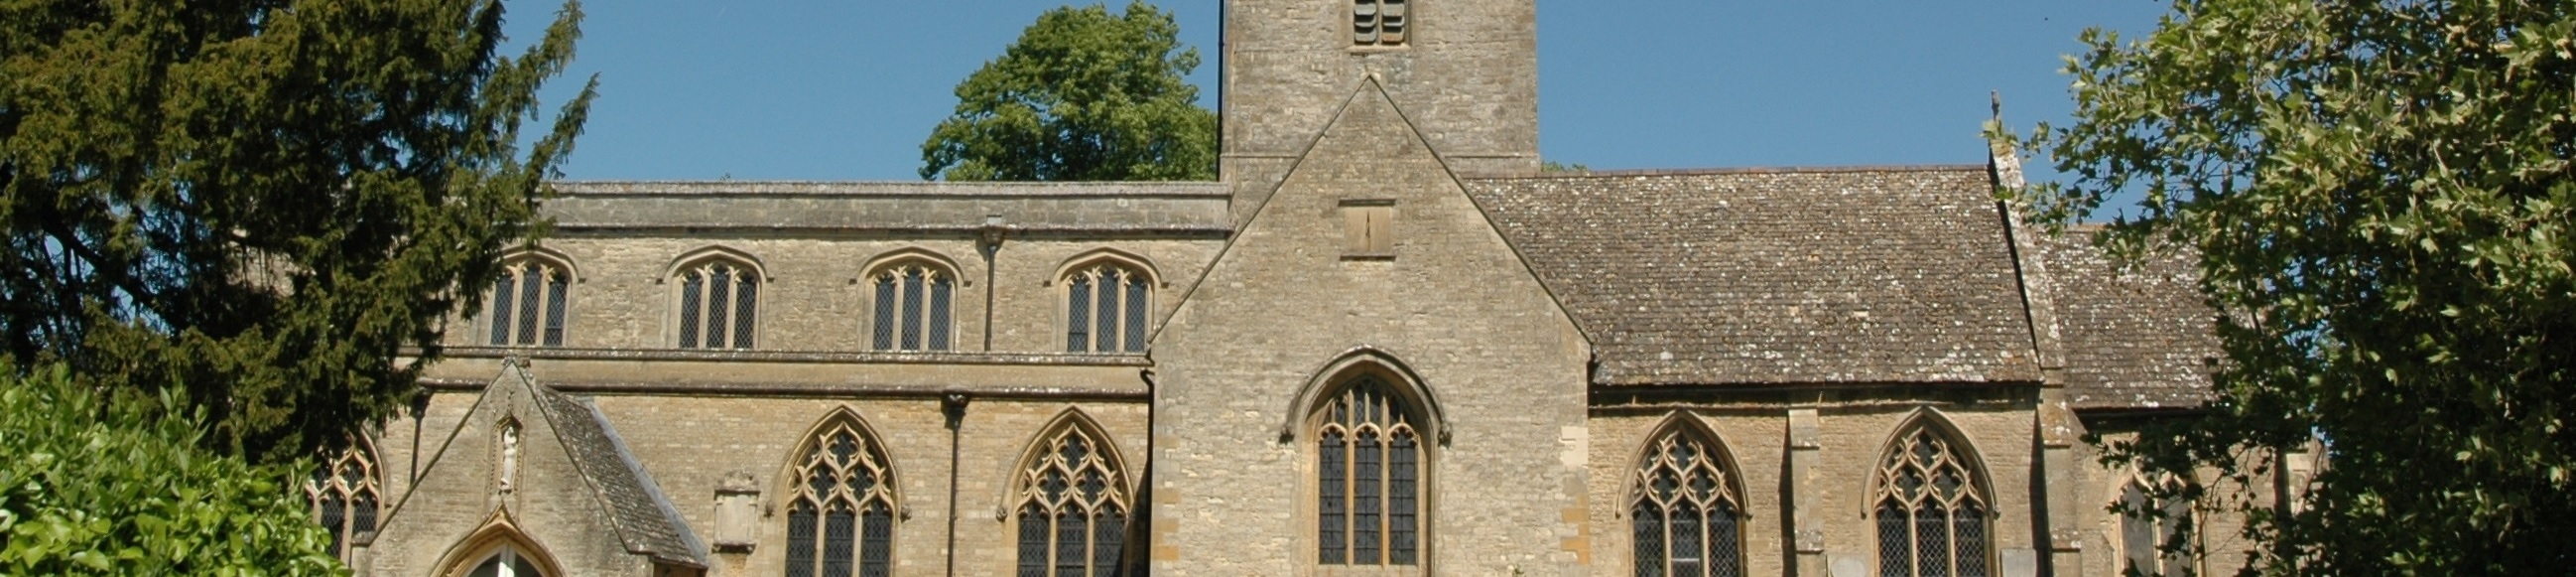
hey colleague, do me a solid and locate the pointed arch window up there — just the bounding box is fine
[1315,374,1422,566]
[1872,421,1993,577]
[676,257,758,350]
[466,546,548,577]
[307,443,382,562]
[2120,474,2196,577]
[1013,422,1130,577]
[869,260,955,352]
[486,257,571,347]
[785,419,898,577]
[1064,262,1149,354]
[1630,424,1743,577]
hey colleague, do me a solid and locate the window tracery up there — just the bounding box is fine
[1013,423,1129,577]
[1629,425,1742,577]
[1872,420,1992,577]
[486,256,571,347]
[307,444,382,563]
[1315,374,1421,566]
[2120,473,2196,576]
[869,260,955,352]
[676,258,758,350]
[1064,263,1148,354]
[784,419,897,577]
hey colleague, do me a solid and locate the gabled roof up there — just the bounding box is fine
[529,380,709,566]
[2032,226,2221,409]
[1464,167,2044,386]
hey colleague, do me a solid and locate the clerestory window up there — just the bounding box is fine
[868,260,955,352]
[1315,374,1422,567]
[307,442,382,563]
[1630,424,1744,577]
[1872,419,1993,577]
[675,258,758,350]
[486,256,571,347]
[1014,421,1131,577]
[784,418,897,577]
[1064,263,1149,354]
[1352,0,1409,46]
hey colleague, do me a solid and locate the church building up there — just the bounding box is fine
[326,1,2292,576]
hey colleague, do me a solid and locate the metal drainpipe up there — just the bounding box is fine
[979,216,1006,352]
[944,392,969,577]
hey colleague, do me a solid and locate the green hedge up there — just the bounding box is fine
[0,364,342,575]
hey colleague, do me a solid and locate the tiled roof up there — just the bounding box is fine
[1466,167,2044,385]
[2034,226,2220,409]
[532,387,708,566]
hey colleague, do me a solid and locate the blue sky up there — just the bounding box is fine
[510,1,2168,182]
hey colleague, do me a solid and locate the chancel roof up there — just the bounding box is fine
[1466,167,2046,386]
[2033,226,2222,409]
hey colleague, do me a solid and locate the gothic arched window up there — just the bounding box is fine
[785,418,897,577]
[1013,420,1130,577]
[306,443,381,562]
[1872,419,1993,577]
[486,256,571,347]
[869,260,955,352]
[466,546,547,577]
[1063,262,1149,354]
[1315,374,1423,566]
[1630,423,1743,577]
[675,256,758,350]
[2120,474,2196,577]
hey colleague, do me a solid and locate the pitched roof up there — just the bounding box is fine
[530,385,708,566]
[1465,167,2045,385]
[2033,227,2221,409]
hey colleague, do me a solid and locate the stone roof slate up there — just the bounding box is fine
[2034,227,2221,409]
[1465,168,2044,385]
[531,386,708,566]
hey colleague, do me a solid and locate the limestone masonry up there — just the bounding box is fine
[336,2,2281,576]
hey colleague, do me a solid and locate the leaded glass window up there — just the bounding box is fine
[465,546,546,577]
[1064,263,1149,354]
[1631,426,1743,577]
[868,261,955,352]
[2121,475,2197,577]
[785,420,897,577]
[306,443,382,562]
[486,257,570,347]
[1316,374,1421,566]
[676,259,758,350]
[1352,0,1409,46]
[1872,422,1992,577]
[1015,424,1130,577]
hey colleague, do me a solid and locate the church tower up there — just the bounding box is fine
[1221,0,1539,222]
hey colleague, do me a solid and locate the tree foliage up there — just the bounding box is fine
[0,363,343,575]
[0,0,596,463]
[2014,1,2576,573]
[919,1,1216,182]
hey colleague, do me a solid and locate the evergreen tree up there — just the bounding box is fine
[920,1,1217,182]
[0,0,597,463]
[2013,1,2576,573]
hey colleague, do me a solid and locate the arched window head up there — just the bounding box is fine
[486,256,571,347]
[1630,420,1743,577]
[1872,417,1993,577]
[2120,473,2196,577]
[868,259,955,352]
[675,257,758,350]
[1063,262,1149,354]
[467,546,547,577]
[1014,419,1130,577]
[1314,374,1423,567]
[307,441,381,562]
[785,417,897,577]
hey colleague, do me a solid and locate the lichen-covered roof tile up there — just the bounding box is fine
[1466,167,2042,385]
[2034,226,2221,409]
[533,388,708,566]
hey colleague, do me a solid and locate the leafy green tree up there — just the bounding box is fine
[920,1,1216,182]
[0,0,596,463]
[0,363,343,575]
[2011,1,2575,573]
